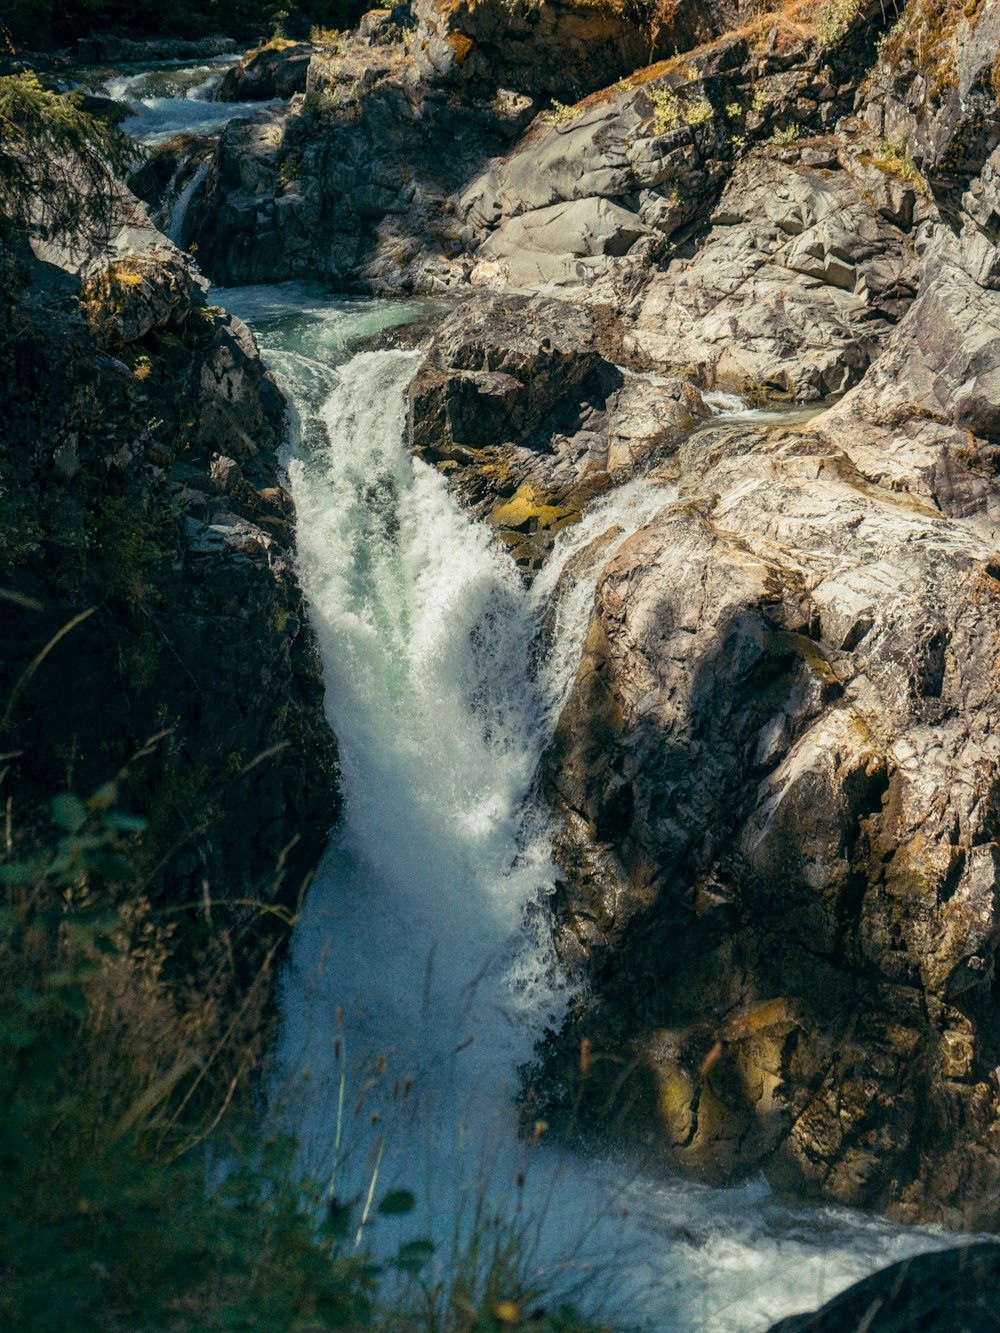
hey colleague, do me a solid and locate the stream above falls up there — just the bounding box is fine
[211,280,954,1332]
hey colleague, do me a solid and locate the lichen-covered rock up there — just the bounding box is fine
[407,292,708,567]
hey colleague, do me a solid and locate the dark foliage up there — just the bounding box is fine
[0,74,136,246]
[2,0,371,51]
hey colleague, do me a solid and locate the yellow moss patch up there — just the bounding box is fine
[488,484,575,533]
[446,30,474,61]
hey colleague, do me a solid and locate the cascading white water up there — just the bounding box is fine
[96,59,274,143]
[216,281,952,1332]
[166,159,210,244]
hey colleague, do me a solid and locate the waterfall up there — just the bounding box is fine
[166,160,209,245]
[214,280,951,1333]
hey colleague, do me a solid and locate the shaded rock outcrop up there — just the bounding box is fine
[0,216,339,954]
[765,1242,1000,1332]
[183,27,514,290]
[411,0,680,99]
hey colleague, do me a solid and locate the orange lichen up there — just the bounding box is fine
[446,29,474,62]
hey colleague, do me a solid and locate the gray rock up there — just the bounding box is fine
[215,42,314,102]
[626,140,926,399]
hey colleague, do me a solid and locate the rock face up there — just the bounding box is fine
[146,0,1000,1233]
[184,26,517,290]
[411,0,802,100]
[175,0,891,294]
[765,1242,1000,1332]
[624,134,927,398]
[523,5,1000,1229]
[538,403,1000,1224]
[458,11,883,292]
[215,41,313,102]
[0,216,339,954]
[407,293,708,568]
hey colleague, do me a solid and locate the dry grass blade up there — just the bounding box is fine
[1,606,94,731]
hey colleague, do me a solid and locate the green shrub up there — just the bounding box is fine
[648,85,714,135]
[0,788,616,1331]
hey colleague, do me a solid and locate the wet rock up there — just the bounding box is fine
[766,1242,1000,1332]
[73,34,237,64]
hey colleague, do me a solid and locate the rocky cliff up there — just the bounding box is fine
[0,209,339,962]
[129,0,1000,1227]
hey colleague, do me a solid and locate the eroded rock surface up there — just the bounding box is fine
[0,215,339,952]
[407,293,708,567]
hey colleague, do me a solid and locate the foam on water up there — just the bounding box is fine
[97,59,275,143]
[216,281,952,1331]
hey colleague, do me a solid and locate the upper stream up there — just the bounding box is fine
[95,58,270,143]
[214,281,951,1332]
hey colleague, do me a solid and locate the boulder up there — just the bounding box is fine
[766,1242,1000,1332]
[215,42,314,101]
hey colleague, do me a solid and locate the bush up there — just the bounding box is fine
[0,74,135,249]
[0,788,615,1331]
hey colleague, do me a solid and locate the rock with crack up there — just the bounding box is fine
[625,134,928,400]
[535,408,1000,1226]
[407,292,710,569]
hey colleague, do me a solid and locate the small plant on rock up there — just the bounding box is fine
[649,85,714,135]
[543,99,578,127]
[815,0,861,48]
[771,122,800,145]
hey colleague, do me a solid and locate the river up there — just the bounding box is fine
[104,68,951,1332]
[214,282,950,1332]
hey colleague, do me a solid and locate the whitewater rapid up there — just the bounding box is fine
[96,58,270,143]
[216,282,950,1331]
